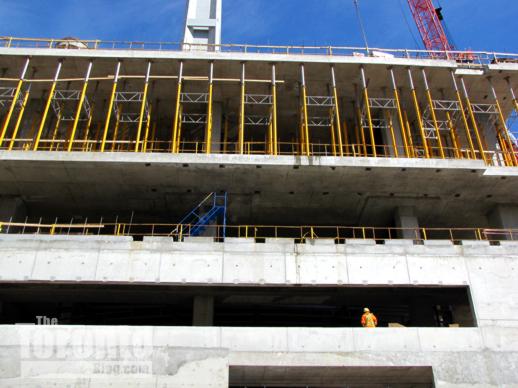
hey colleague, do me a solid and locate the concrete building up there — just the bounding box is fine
[0,1,518,387]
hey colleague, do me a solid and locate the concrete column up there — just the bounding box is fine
[0,197,27,223]
[394,206,420,240]
[193,295,214,326]
[488,205,518,240]
[211,102,222,153]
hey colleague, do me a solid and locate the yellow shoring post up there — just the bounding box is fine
[238,62,246,154]
[449,71,476,160]
[387,113,399,158]
[461,77,487,164]
[267,119,273,155]
[142,104,152,153]
[390,68,410,158]
[421,69,445,159]
[360,66,376,157]
[329,109,337,156]
[489,79,518,166]
[272,64,278,155]
[171,61,183,153]
[342,119,350,156]
[331,65,344,157]
[300,64,310,156]
[205,62,214,154]
[407,68,429,158]
[24,117,37,150]
[49,110,62,152]
[82,105,94,152]
[68,61,93,152]
[355,103,367,156]
[111,105,121,152]
[101,61,121,152]
[9,83,31,151]
[403,110,415,157]
[135,61,151,153]
[223,115,229,154]
[496,128,511,166]
[34,61,63,151]
[176,104,183,153]
[0,57,30,148]
[446,111,461,159]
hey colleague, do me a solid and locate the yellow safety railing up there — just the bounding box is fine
[0,221,516,243]
[2,36,518,65]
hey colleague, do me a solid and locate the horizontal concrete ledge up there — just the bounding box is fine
[0,150,491,171]
[0,234,132,243]
[0,325,513,353]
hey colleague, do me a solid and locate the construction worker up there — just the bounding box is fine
[361,307,378,328]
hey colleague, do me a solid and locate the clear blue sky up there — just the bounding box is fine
[0,0,516,53]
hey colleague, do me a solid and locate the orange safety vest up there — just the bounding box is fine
[361,312,378,328]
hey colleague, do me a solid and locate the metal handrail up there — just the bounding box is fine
[1,36,518,64]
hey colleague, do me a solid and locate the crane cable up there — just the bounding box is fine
[352,0,370,54]
[398,0,421,50]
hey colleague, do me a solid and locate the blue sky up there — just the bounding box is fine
[0,0,516,53]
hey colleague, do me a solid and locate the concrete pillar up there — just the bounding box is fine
[193,295,214,326]
[211,102,222,153]
[183,0,222,51]
[0,197,27,223]
[394,206,420,240]
[488,205,518,240]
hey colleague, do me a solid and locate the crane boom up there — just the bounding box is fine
[407,0,454,53]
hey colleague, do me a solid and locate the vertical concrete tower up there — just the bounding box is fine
[183,0,222,50]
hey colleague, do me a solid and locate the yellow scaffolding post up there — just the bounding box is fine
[422,69,445,159]
[329,109,337,156]
[176,105,183,153]
[34,61,63,151]
[49,110,62,152]
[272,64,278,155]
[489,79,518,166]
[111,105,122,152]
[135,61,151,153]
[390,68,410,158]
[331,65,344,157]
[238,62,246,154]
[205,62,214,154]
[92,121,102,152]
[0,57,30,148]
[300,64,310,156]
[496,128,512,166]
[8,83,31,151]
[449,71,476,159]
[446,111,461,159]
[142,105,152,153]
[82,105,94,152]
[171,61,183,153]
[407,68,429,158]
[360,66,376,157]
[387,113,399,158]
[355,103,367,156]
[101,61,121,152]
[461,77,487,163]
[67,61,93,152]
[403,110,415,157]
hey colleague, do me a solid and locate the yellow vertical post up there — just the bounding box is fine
[300,64,310,156]
[176,105,183,153]
[92,121,102,151]
[143,104,152,153]
[450,71,476,159]
[34,61,63,151]
[171,61,183,153]
[356,103,367,156]
[149,121,157,152]
[421,69,445,159]
[489,79,518,166]
[508,79,518,114]
[101,61,121,152]
[0,57,30,148]
[460,77,487,163]
[446,111,461,159]
[238,62,245,154]
[403,110,415,157]
[205,62,214,154]
[111,106,121,152]
[68,61,93,152]
[390,68,410,158]
[331,65,344,157]
[360,66,376,157]
[329,109,337,156]
[9,83,31,151]
[387,114,399,157]
[271,64,278,155]
[135,61,151,152]
[407,68,429,158]
[49,110,62,151]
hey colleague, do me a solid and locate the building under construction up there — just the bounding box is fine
[0,0,518,386]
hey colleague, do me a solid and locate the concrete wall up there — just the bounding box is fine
[1,235,518,386]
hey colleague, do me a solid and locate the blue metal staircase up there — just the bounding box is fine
[174,192,227,238]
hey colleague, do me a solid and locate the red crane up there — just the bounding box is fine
[407,0,454,54]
